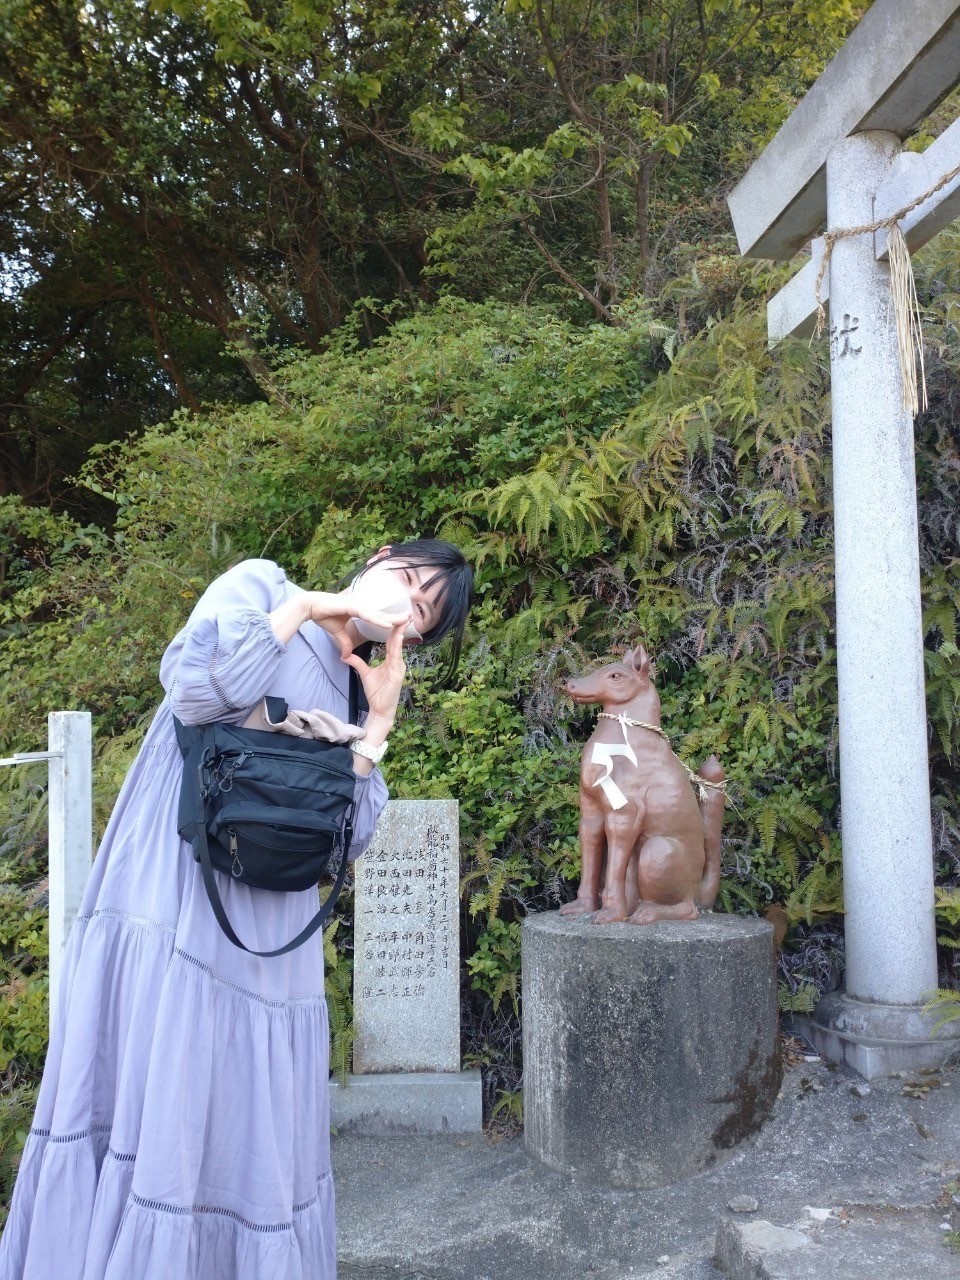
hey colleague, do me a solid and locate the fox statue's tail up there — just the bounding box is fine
[695,755,725,908]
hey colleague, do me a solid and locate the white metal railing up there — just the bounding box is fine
[0,712,93,1030]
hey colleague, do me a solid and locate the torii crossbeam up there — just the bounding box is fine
[728,0,960,1079]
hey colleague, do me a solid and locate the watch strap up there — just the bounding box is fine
[350,736,388,764]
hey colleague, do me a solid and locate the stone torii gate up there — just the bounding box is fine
[728,0,960,1079]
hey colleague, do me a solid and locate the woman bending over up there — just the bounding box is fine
[0,539,473,1280]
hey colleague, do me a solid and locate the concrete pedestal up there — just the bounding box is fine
[522,911,780,1189]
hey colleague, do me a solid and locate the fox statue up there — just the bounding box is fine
[560,646,725,926]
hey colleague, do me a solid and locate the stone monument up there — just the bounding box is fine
[728,0,960,1078]
[329,799,483,1133]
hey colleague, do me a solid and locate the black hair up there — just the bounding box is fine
[350,538,474,683]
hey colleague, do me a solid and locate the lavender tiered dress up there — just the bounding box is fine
[0,559,388,1280]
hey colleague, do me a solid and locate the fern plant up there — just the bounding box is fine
[924,988,960,1031]
[0,1085,37,1229]
[784,839,845,927]
[323,918,355,1084]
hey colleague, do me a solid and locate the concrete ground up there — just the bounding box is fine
[332,1042,960,1280]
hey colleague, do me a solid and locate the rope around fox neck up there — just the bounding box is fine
[596,712,727,797]
[598,712,667,737]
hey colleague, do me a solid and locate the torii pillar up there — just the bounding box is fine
[728,0,960,1078]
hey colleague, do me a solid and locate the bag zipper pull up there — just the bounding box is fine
[228,829,243,878]
[220,750,250,794]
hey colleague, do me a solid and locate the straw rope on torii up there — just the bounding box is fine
[812,157,960,417]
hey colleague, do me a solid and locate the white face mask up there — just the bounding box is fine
[348,564,424,643]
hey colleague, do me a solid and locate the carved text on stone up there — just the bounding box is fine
[357,821,454,1001]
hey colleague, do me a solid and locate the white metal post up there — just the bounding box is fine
[46,712,93,1027]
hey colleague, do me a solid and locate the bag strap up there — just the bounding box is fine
[192,779,353,957]
[349,666,361,722]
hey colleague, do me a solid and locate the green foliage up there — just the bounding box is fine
[490,1087,523,1131]
[324,917,355,1084]
[3,0,863,508]
[0,297,664,1122]
[0,772,49,1079]
[924,987,960,1032]
[0,964,47,1076]
[0,1085,37,1229]
[465,919,522,1014]
[777,981,819,1014]
[424,0,860,310]
[0,767,49,1218]
[935,887,960,951]
[1,0,265,504]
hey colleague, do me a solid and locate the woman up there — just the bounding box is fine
[0,540,473,1280]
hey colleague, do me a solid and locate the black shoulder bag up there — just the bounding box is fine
[173,671,361,958]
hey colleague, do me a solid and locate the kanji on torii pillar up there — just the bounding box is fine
[728,0,960,1079]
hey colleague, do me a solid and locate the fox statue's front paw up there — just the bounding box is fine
[628,900,698,926]
[592,892,629,925]
[559,895,599,917]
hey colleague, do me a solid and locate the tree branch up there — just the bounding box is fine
[520,217,615,324]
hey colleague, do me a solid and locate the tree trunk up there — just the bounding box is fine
[596,146,617,308]
[635,153,661,294]
[144,292,201,411]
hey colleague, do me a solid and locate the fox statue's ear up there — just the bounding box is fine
[631,645,650,679]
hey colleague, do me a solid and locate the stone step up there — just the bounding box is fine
[715,1206,958,1280]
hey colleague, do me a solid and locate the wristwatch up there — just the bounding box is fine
[349,736,388,764]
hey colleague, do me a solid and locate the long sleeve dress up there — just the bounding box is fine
[0,558,388,1280]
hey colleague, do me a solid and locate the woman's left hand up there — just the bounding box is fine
[343,618,407,728]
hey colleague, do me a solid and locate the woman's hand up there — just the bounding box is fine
[267,589,410,652]
[266,586,407,775]
[342,619,407,727]
[304,589,411,660]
